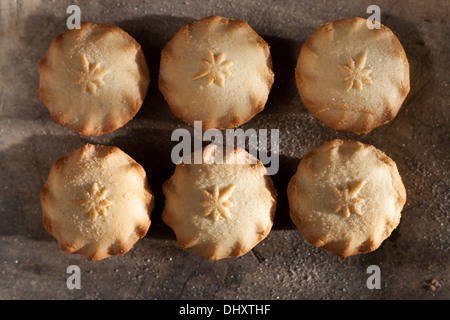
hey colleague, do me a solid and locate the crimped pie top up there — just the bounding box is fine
[288,139,406,257]
[162,144,277,260]
[295,17,410,133]
[41,144,154,261]
[159,16,274,130]
[39,23,149,136]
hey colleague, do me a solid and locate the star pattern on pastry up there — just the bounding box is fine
[73,182,113,220]
[192,51,234,87]
[201,185,235,221]
[340,52,373,91]
[74,54,108,94]
[332,180,367,218]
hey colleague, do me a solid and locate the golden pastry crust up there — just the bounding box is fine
[38,23,150,136]
[162,145,277,260]
[287,139,406,257]
[40,144,154,261]
[159,15,274,130]
[295,17,410,133]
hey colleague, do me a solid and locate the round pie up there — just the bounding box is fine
[40,144,154,261]
[287,139,406,257]
[159,15,274,130]
[295,17,410,133]
[162,144,277,260]
[38,23,150,135]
